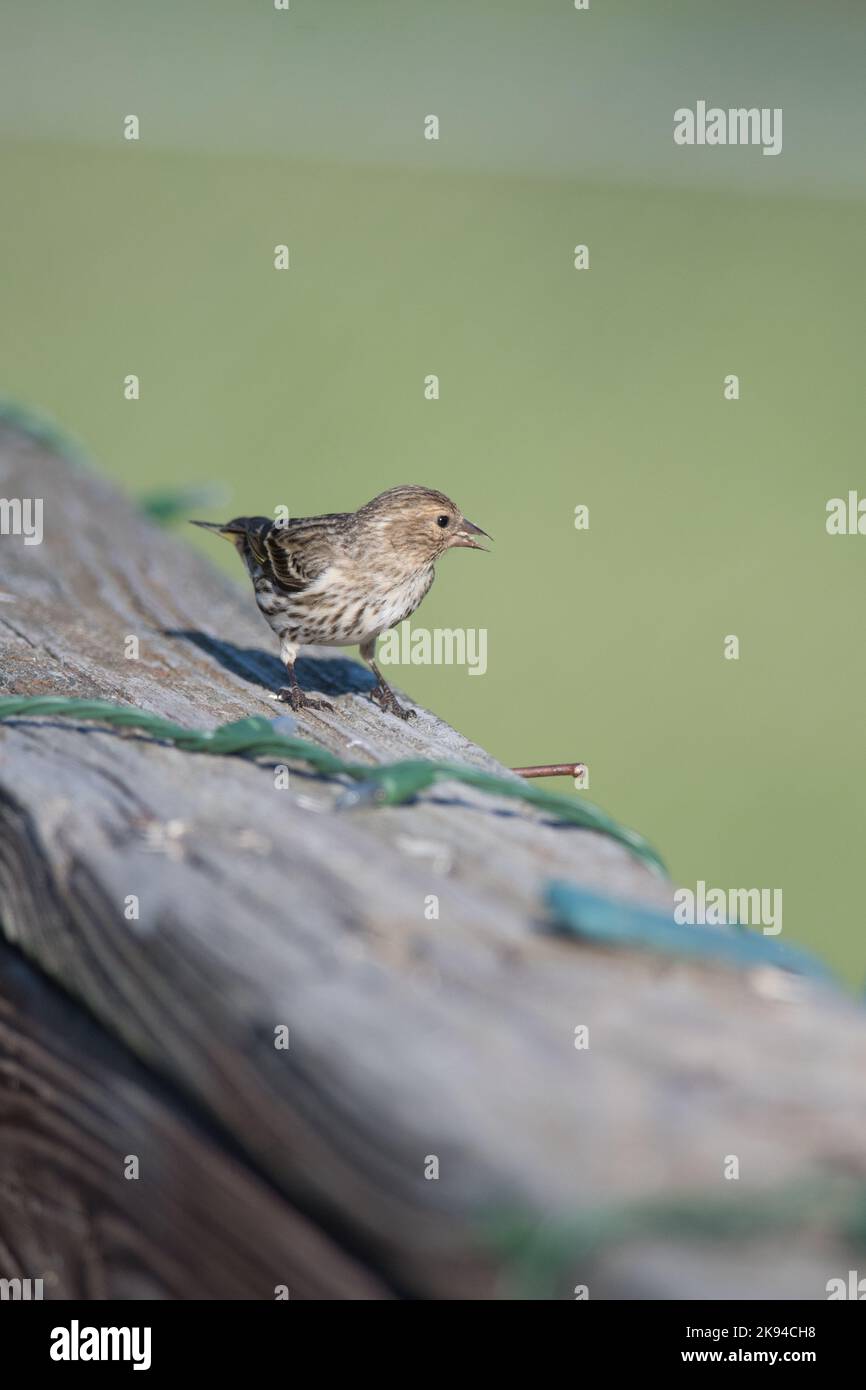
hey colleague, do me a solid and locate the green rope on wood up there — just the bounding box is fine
[0,399,90,467]
[0,400,224,525]
[484,1177,866,1298]
[139,483,231,524]
[0,697,667,875]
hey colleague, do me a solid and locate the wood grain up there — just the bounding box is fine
[0,942,387,1299]
[1,423,865,1299]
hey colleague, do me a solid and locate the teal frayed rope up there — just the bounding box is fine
[544,881,835,983]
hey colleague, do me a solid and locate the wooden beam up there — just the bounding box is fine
[2,422,865,1298]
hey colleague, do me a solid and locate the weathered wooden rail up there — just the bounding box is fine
[1,423,865,1299]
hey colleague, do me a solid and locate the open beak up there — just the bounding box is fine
[451,518,491,551]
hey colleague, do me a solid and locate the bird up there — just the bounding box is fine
[190,485,490,719]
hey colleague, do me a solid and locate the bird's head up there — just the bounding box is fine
[357,485,491,567]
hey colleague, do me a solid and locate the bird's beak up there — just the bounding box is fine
[451,518,491,551]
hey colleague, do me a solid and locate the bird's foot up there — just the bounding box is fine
[370,684,416,720]
[272,686,334,713]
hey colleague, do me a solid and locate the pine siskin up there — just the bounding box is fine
[191,485,489,718]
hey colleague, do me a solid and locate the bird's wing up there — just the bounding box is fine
[262,514,348,592]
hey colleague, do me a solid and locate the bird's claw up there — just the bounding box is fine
[370,687,416,720]
[274,686,334,713]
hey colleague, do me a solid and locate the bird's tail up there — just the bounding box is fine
[189,519,246,542]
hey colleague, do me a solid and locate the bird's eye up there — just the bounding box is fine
[436,515,450,528]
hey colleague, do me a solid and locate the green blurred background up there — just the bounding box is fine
[2,1,865,979]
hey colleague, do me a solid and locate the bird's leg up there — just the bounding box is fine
[369,660,416,719]
[273,659,333,713]
[361,644,416,720]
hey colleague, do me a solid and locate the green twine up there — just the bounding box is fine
[0,697,666,875]
[139,483,231,525]
[484,1178,866,1298]
[0,399,90,468]
[0,399,225,525]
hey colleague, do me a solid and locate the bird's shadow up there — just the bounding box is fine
[164,629,377,698]
[162,631,590,833]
